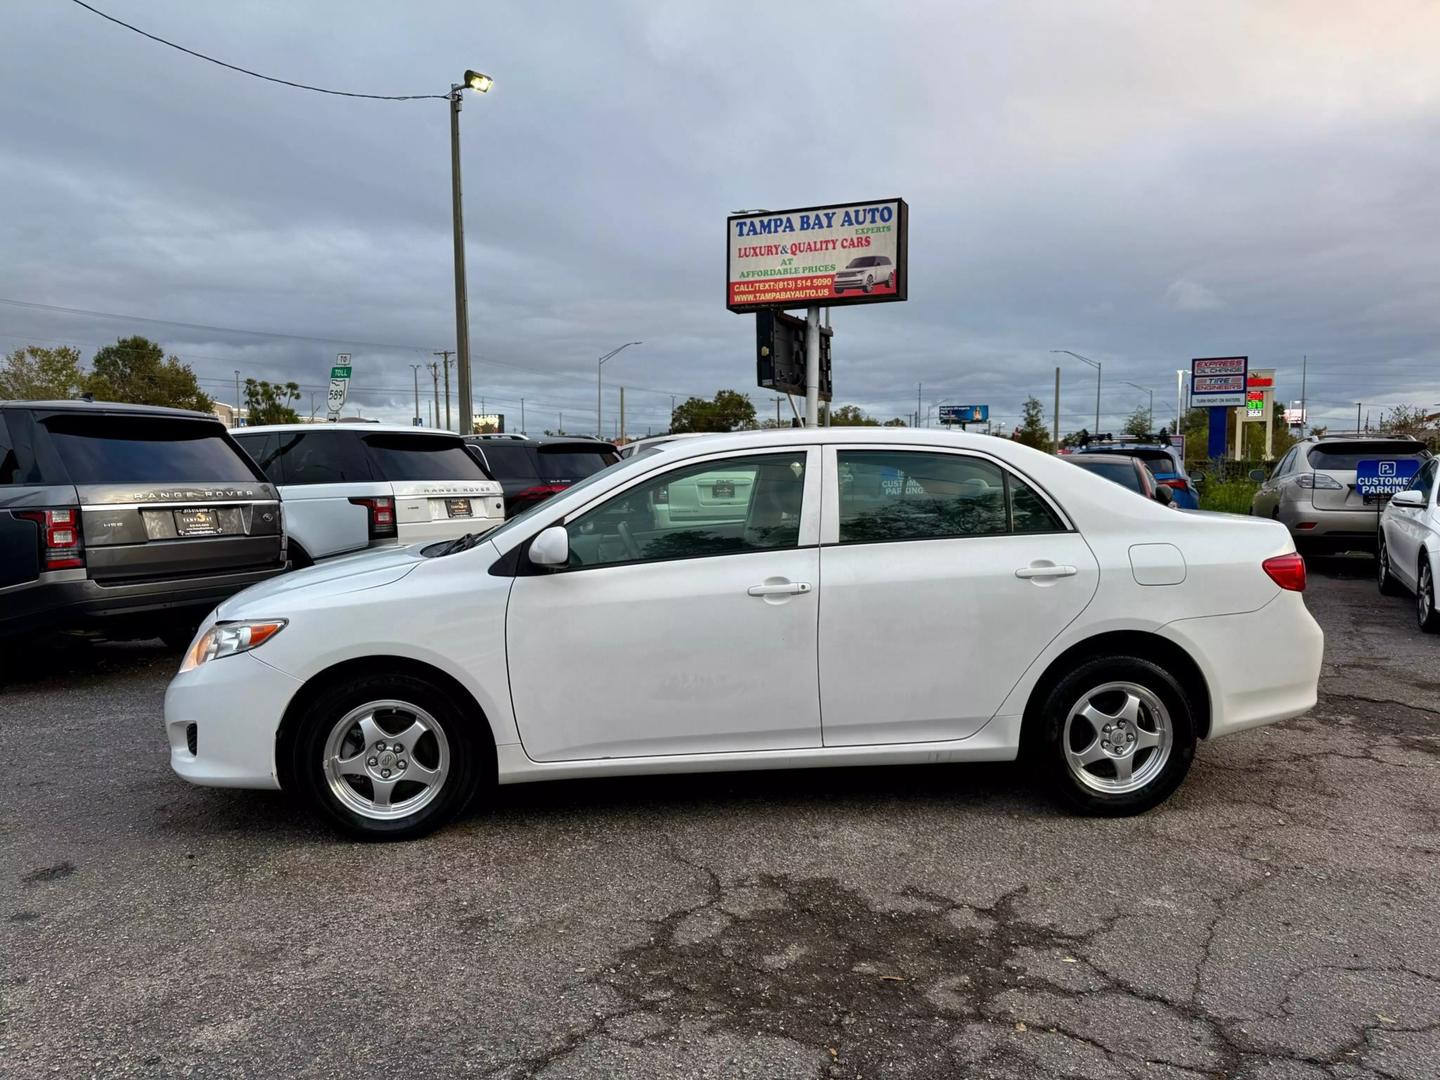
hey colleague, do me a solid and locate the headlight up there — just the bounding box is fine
[179,620,287,672]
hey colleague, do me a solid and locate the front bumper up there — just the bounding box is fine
[0,563,287,639]
[1159,591,1323,740]
[165,651,302,789]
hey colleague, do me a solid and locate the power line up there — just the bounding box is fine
[66,0,446,101]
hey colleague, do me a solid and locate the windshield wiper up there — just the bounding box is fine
[429,531,484,558]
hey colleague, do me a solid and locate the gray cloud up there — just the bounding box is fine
[2,0,1438,435]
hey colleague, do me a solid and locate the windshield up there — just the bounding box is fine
[44,415,260,484]
[477,449,659,547]
[1307,443,1428,471]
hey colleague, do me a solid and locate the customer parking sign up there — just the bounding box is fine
[1356,459,1421,497]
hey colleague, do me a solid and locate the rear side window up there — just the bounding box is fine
[536,446,618,481]
[363,434,492,481]
[232,433,281,483]
[41,415,260,484]
[269,432,372,485]
[1307,443,1428,470]
[476,443,540,481]
[836,450,1062,543]
[0,414,17,485]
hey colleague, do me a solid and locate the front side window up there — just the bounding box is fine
[836,450,1062,544]
[1413,459,1438,503]
[562,452,807,569]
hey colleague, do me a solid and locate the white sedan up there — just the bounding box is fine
[1377,456,1440,631]
[166,429,1323,839]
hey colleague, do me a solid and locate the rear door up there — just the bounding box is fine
[37,411,283,583]
[360,432,505,538]
[818,446,1099,746]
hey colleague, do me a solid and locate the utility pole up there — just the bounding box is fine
[619,386,626,444]
[1053,367,1061,454]
[773,396,783,428]
[233,370,241,427]
[409,363,423,425]
[1299,355,1308,433]
[917,383,923,429]
[433,351,454,431]
[558,411,564,435]
[1356,402,1362,435]
[428,360,442,430]
[520,398,525,435]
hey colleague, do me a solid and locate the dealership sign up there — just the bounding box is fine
[1190,356,1248,408]
[727,199,908,312]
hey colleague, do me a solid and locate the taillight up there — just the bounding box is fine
[515,484,568,504]
[1262,552,1307,592]
[1295,473,1343,490]
[15,507,85,570]
[348,496,397,541]
[1158,478,1188,491]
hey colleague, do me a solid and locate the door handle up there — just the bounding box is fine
[747,582,811,596]
[1015,564,1077,579]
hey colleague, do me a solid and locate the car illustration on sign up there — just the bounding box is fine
[833,255,895,294]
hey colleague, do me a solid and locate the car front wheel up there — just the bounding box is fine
[1377,533,1403,596]
[290,672,486,840]
[1031,656,1196,815]
[1419,558,1440,633]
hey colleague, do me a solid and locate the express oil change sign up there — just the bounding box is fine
[727,199,908,312]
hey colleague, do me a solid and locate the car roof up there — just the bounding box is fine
[236,423,465,437]
[465,435,618,450]
[1304,434,1426,445]
[0,399,220,422]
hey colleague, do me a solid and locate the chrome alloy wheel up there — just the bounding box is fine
[1062,681,1172,795]
[1421,562,1435,626]
[322,699,450,821]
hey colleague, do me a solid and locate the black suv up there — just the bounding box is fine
[464,436,619,516]
[0,400,286,642]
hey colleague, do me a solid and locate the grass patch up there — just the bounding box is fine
[1198,478,1258,514]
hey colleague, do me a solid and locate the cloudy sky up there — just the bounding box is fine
[3,0,1438,435]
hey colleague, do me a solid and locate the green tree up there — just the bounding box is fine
[1122,405,1151,437]
[243,379,302,425]
[1378,404,1440,450]
[0,345,86,400]
[670,390,757,433]
[86,336,212,412]
[829,404,879,426]
[1012,396,1052,452]
[882,417,907,427]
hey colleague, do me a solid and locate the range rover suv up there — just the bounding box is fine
[0,400,286,643]
[233,424,505,566]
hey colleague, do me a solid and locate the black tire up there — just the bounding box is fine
[1418,556,1440,634]
[288,671,488,840]
[888,271,896,288]
[1029,655,1197,816]
[1377,533,1403,596]
[863,275,874,293]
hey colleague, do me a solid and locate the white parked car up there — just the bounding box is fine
[1377,456,1440,632]
[232,424,504,566]
[167,429,1322,839]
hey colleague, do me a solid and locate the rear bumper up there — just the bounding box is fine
[1159,591,1323,740]
[0,563,287,639]
[1278,503,1383,543]
[396,517,502,544]
[166,652,299,789]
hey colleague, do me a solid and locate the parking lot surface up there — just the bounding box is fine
[3,559,1437,1080]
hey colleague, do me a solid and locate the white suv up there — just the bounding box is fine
[233,424,504,566]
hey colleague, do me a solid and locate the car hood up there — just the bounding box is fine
[218,545,425,618]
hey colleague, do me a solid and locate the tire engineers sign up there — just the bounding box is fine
[728,199,908,312]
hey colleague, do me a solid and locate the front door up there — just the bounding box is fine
[506,447,822,762]
[817,446,1099,746]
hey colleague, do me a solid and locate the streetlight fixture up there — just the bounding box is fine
[1123,381,1153,431]
[449,69,493,435]
[597,342,642,437]
[1052,350,1102,434]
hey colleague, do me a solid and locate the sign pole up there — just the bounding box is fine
[805,305,820,428]
[1053,367,1061,454]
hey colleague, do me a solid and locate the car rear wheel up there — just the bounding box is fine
[1031,656,1196,815]
[1418,558,1440,633]
[291,672,485,840]
[1377,534,1403,596]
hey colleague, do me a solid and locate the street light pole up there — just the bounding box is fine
[410,363,423,425]
[1052,350,1101,433]
[597,341,642,438]
[447,70,492,437]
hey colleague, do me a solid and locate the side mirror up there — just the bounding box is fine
[529,524,570,567]
[1154,486,1175,506]
[1390,489,1426,509]
[1248,468,1266,483]
[1190,472,1206,487]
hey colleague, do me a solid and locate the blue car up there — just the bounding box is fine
[1074,438,1200,509]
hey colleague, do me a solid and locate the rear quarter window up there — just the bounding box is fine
[41,415,261,484]
[475,443,540,481]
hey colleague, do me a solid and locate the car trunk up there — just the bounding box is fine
[1305,441,1427,511]
[42,414,284,584]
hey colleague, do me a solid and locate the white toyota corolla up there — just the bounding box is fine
[166,429,1323,839]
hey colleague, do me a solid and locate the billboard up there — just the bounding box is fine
[474,414,504,434]
[756,311,832,401]
[728,199,908,312]
[1190,356,1248,408]
[939,405,989,424]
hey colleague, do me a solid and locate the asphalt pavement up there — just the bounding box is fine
[3,557,1438,1080]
